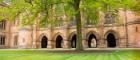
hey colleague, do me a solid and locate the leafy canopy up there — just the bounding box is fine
[0,0,139,26]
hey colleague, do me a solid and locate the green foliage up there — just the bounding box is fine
[64,2,75,17]
[0,0,33,22]
[119,0,137,9]
[81,0,101,25]
[130,0,140,14]
[0,0,139,26]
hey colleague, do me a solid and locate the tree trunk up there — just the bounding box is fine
[73,0,83,51]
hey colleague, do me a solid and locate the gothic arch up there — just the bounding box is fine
[104,30,119,48]
[41,36,48,48]
[86,31,100,48]
[68,32,77,48]
[104,30,119,40]
[52,32,64,48]
[38,33,48,42]
[37,33,48,48]
[86,31,100,40]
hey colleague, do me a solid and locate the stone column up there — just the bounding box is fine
[82,39,87,48]
[98,38,106,48]
[63,39,69,48]
[47,40,53,49]
[35,41,40,48]
[32,41,36,48]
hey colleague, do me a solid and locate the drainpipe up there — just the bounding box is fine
[124,9,128,48]
[31,24,33,48]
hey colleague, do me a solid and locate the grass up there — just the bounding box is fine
[0,50,139,60]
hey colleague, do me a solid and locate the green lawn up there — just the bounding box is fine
[0,50,139,60]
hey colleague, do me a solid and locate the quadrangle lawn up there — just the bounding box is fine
[0,49,139,60]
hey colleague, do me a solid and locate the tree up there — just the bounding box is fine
[73,0,83,51]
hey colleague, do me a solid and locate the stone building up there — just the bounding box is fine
[0,9,140,49]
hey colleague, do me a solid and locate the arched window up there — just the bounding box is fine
[0,35,5,45]
[0,20,6,30]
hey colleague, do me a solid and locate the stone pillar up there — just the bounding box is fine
[98,38,106,48]
[82,39,87,48]
[47,40,53,49]
[63,39,69,48]
[32,41,36,48]
[35,41,40,48]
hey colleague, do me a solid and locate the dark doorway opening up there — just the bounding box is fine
[41,36,48,48]
[107,33,116,47]
[88,34,97,48]
[71,35,76,48]
[56,35,63,48]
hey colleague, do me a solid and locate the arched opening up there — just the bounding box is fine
[41,36,48,48]
[0,35,5,45]
[0,20,6,30]
[56,35,63,48]
[107,33,116,47]
[70,35,76,48]
[87,34,97,48]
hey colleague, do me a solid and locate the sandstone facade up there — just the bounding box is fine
[0,10,140,49]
